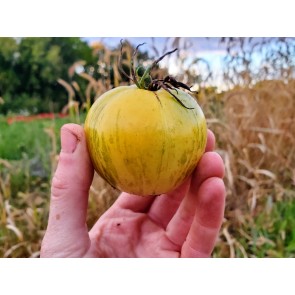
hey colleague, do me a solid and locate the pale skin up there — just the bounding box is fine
[40,124,225,258]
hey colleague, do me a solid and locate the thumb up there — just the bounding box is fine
[41,124,94,257]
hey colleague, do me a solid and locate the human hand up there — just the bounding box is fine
[41,124,225,257]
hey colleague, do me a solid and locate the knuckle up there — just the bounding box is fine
[51,174,70,198]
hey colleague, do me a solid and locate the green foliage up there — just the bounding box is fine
[0,38,20,98]
[251,197,295,257]
[0,37,96,114]
[0,117,75,197]
[0,116,71,160]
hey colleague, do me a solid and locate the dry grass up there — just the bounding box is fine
[204,80,295,257]
[0,160,48,257]
[212,80,295,207]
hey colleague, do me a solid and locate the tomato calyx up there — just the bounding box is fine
[119,40,196,110]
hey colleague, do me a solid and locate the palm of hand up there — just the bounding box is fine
[89,187,191,258]
[89,174,223,258]
[90,204,182,258]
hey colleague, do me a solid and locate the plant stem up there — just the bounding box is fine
[138,66,151,89]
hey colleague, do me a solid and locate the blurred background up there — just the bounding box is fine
[0,37,294,258]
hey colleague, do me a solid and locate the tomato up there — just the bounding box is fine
[84,84,207,196]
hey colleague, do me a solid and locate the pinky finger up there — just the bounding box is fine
[180,177,225,258]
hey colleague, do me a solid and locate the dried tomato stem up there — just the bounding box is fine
[137,48,178,90]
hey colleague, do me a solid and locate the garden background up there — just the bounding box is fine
[0,37,294,257]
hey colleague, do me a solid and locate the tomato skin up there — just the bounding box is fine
[84,85,207,196]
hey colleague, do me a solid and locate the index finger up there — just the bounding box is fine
[205,129,215,152]
[181,177,225,257]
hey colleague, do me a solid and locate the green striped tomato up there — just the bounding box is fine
[84,85,207,196]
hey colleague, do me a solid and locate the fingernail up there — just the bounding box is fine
[61,128,78,153]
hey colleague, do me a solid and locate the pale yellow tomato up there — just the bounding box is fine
[84,85,207,196]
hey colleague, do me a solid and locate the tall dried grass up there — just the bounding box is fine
[204,80,295,257]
